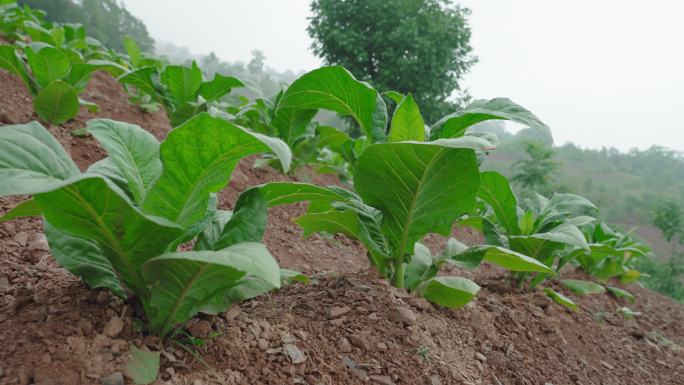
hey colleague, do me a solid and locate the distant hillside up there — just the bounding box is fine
[480,124,684,259]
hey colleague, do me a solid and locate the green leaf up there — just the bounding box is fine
[44,221,126,298]
[34,176,184,297]
[125,347,159,385]
[79,98,98,112]
[416,276,480,308]
[381,90,405,105]
[0,199,41,222]
[34,80,80,124]
[480,246,554,273]
[142,113,291,229]
[86,119,162,204]
[0,121,79,195]
[607,286,635,302]
[197,188,267,250]
[278,66,387,142]
[560,279,606,296]
[142,242,280,336]
[198,73,244,102]
[353,141,480,258]
[405,242,436,291]
[430,98,549,140]
[25,46,70,89]
[118,66,159,98]
[86,157,132,197]
[478,171,520,235]
[67,60,126,90]
[317,125,352,152]
[168,100,207,126]
[161,61,202,106]
[619,269,641,284]
[280,269,310,284]
[388,94,425,142]
[0,45,33,93]
[272,107,317,146]
[257,182,352,208]
[123,36,142,67]
[543,288,577,311]
[510,223,588,260]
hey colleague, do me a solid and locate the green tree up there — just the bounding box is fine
[307,0,476,123]
[19,0,154,52]
[511,141,559,195]
[652,199,683,254]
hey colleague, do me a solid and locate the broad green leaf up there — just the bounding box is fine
[257,182,352,208]
[161,61,202,106]
[142,113,291,228]
[405,242,436,291]
[67,60,126,90]
[277,66,387,142]
[388,94,425,142]
[272,107,317,146]
[79,98,98,113]
[86,157,132,197]
[86,119,162,204]
[194,210,232,251]
[607,286,635,302]
[430,98,549,140]
[480,246,553,273]
[34,80,80,124]
[142,242,280,336]
[198,73,244,102]
[44,222,126,298]
[168,100,207,126]
[25,46,70,88]
[118,66,159,98]
[123,36,142,67]
[354,142,480,258]
[478,171,520,235]
[125,347,159,385]
[544,288,577,311]
[0,45,33,93]
[510,223,588,260]
[201,188,267,250]
[0,199,40,222]
[0,121,79,195]
[317,125,352,152]
[416,276,480,308]
[35,176,184,297]
[561,279,606,295]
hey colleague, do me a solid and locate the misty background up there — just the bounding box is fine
[119,0,684,152]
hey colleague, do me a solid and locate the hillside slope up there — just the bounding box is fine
[0,70,683,385]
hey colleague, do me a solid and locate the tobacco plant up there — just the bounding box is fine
[118,60,244,126]
[462,171,597,287]
[0,113,292,338]
[252,131,552,308]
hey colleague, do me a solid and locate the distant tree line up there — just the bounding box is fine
[18,0,154,52]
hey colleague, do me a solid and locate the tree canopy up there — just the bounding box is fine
[307,0,476,123]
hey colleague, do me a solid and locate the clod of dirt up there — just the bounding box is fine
[388,306,417,326]
[103,316,124,338]
[187,320,213,339]
[283,343,306,364]
[224,305,241,321]
[370,375,396,385]
[337,336,352,353]
[330,305,352,318]
[99,371,124,385]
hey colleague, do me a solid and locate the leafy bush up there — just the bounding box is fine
[0,113,292,337]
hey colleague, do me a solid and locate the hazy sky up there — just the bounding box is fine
[121,0,684,151]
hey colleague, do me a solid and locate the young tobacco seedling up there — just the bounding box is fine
[253,137,552,308]
[462,171,597,288]
[0,113,292,338]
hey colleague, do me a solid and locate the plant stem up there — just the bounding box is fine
[394,258,405,289]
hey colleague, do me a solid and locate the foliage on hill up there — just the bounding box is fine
[18,0,154,52]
